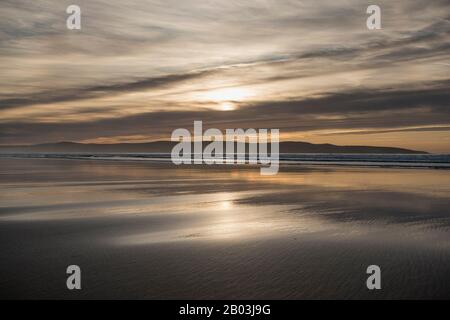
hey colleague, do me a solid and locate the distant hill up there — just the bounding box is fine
[0,141,428,154]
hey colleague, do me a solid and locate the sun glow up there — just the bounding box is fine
[198,87,254,111]
[219,102,236,111]
[203,87,252,101]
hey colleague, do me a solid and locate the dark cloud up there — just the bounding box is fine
[0,70,214,110]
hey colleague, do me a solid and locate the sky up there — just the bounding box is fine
[0,0,449,152]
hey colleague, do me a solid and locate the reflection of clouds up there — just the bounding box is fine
[115,203,321,245]
[1,159,450,247]
[229,167,450,198]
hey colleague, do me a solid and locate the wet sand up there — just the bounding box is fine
[0,158,449,299]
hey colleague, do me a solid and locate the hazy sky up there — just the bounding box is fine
[1,0,449,152]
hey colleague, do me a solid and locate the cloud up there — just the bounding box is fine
[0,0,449,151]
[0,69,214,110]
[1,80,448,145]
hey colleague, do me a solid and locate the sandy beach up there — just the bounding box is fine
[0,158,449,299]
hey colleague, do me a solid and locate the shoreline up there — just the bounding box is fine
[1,153,449,170]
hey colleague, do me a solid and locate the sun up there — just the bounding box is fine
[197,87,253,111]
[219,102,236,111]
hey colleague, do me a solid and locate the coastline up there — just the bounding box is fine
[1,152,449,169]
